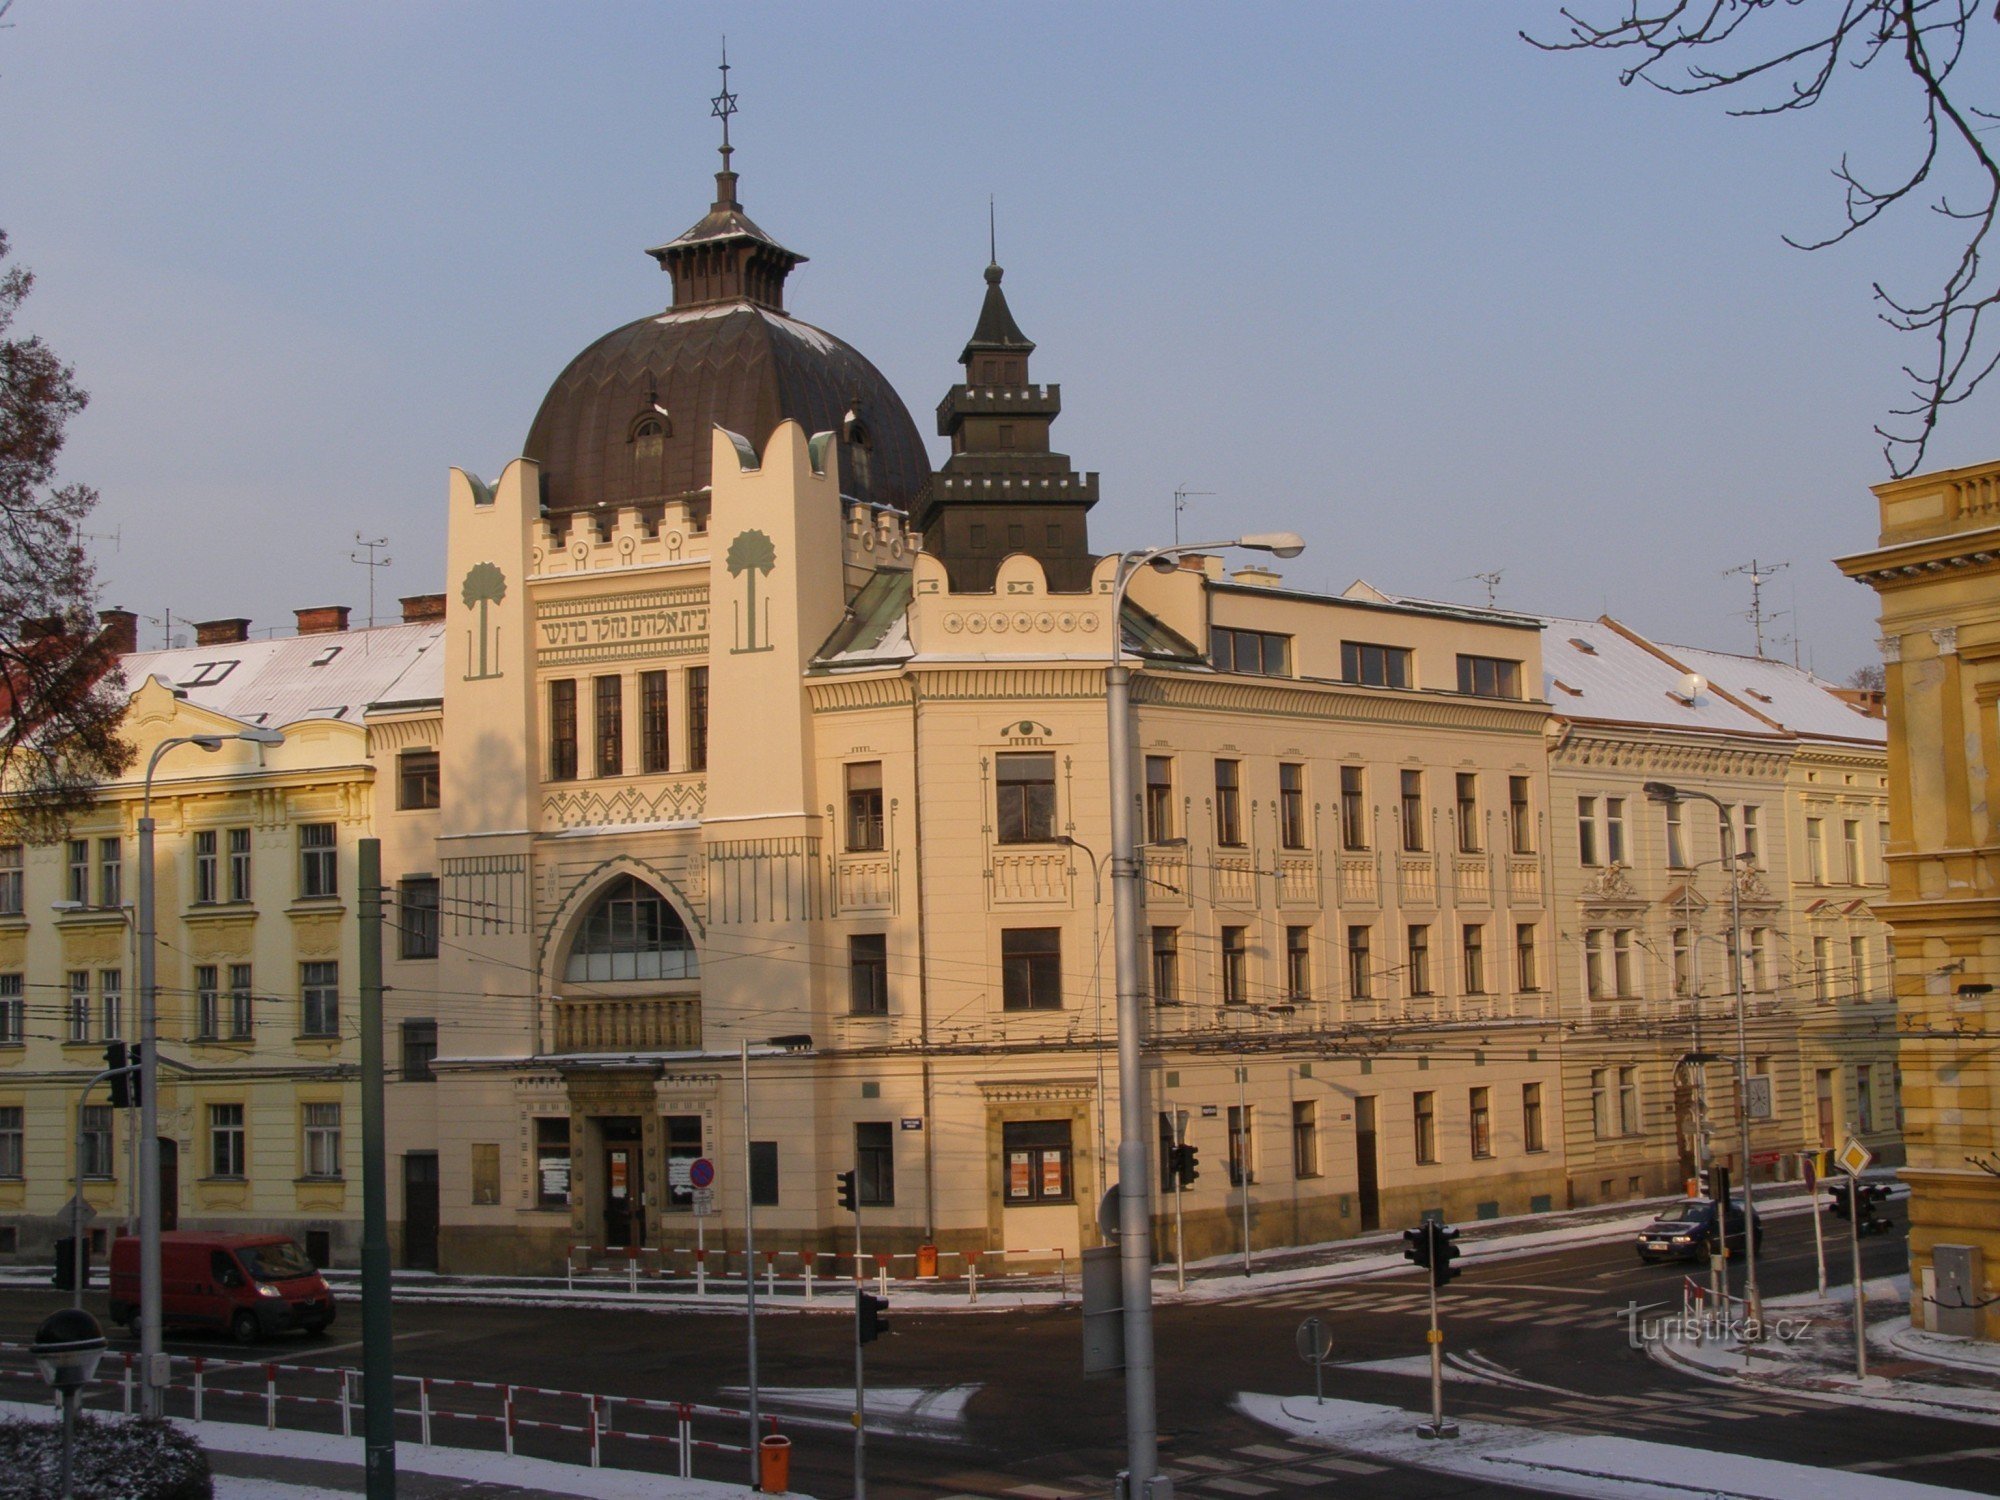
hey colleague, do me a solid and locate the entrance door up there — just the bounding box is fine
[604,1145,638,1248]
[156,1139,179,1232]
[403,1152,439,1270]
[1355,1096,1380,1232]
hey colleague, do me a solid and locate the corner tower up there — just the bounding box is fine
[911,248,1099,591]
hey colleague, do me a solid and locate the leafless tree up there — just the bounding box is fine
[1848,660,1887,691]
[0,229,131,839]
[1528,2,2000,476]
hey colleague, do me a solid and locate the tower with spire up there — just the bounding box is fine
[911,231,1099,591]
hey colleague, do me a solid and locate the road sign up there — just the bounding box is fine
[1097,1186,1121,1241]
[691,1188,716,1217]
[1838,1137,1873,1177]
[1295,1317,1332,1364]
[689,1156,716,1189]
[1803,1154,1817,1189]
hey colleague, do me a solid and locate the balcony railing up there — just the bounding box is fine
[553,994,700,1053]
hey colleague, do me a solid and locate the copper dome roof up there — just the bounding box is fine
[523,166,927,515]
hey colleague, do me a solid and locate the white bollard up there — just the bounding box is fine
[420,1379,432,1447]
[803,1258,814,1302]
[968,1258,979,1304]
[265,1364,277,1430]
[696,1251,707,1297]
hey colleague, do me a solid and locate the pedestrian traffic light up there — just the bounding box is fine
[1402,1224,1433,1272]
[835,1169,857,1213]
[857,1289,889,1344]
[1430,1223,1462,1288]
[103,1041,130,1108]
[1172,1143,1199,1189]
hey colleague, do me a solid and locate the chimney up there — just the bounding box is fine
[96,609,139,654]
[1231,565,1283,589]
[1176,554,1224,579]
[399,593,446,624]
[194,618,251,646]
[295,606,351,636]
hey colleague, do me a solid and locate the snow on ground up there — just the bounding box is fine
[0,1397,785,1500]
[1236,1391,1991,1500]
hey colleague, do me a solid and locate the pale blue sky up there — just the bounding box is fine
[9,1,1987,678]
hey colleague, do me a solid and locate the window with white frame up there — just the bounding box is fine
[196,966,220,1039]
[80,1104,113,1178]
[67,971,90,1042]
[209,1103,245,1178]
[301,962,339,1037]
[99,969,121,1040]
[1618,1066,1641,1135]
[1584,929,1607,1000]
[0,975,20,1044]
[1605,797,1627,864]
[303,1103,342,1179]
[1612,929,1634,997]
[65,840,88,906]
[299,824,338,898]
[1577,796,1600,866]
[193,830,219,904]
[0,1106,20,1177]
[1590,1067,1612,1138]
[227,828,252,902]
[97,838,121,908]
[229,964,254,1039]
[0,845,20,916]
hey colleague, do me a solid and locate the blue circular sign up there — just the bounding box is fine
[689,1157,715,1189]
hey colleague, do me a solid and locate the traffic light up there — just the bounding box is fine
[1402,1224,1433,1273]
[1430,1223,1462,1288]
[857,1289,890,1344]
[835,1169,857,1213]
[104,1041,129,1108]
[1855,1181,1890,1232]
[1171,1143,1199,1189]
[1828,1178,1853,1220]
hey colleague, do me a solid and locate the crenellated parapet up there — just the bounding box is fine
[530,496,713,579]
[900,549,1204,659]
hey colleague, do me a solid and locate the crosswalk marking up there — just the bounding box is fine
[1233,1445,1309,1461]
[1310,1456,1390,1475]
[1201,1479,1276,1497]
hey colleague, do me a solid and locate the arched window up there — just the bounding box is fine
[563,875,698,983]
[631,408,669,474]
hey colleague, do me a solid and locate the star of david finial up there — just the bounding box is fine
[711,38,738,168]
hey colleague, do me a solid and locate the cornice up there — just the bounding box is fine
[1837,524,2000,590]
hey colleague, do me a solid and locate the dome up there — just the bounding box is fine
[523,164,928,515]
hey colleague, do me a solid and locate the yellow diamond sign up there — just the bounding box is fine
[1838,1137,1874,1176]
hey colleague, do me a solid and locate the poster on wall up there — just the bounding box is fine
[1008,1152,1031,1200]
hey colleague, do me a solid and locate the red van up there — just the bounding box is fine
[109,1233,336,1345]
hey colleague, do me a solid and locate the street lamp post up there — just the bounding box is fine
[137,729,283,1416]
[1106,532,1302,1499]
[1643,781,1763,1332]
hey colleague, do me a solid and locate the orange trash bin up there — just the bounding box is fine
[917,1243,939,1278]
[759,1433,791,1494]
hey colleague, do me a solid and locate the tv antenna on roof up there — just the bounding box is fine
[1724,558,1789,659]
[350,533,392,628]
[1173,485,1214,546]
[1466,570,1503,607]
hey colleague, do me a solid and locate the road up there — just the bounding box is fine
[0,1208,1985,1499]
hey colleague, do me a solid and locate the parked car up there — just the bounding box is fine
[1635,1198,1764,1264]
[109,1232,336,1345]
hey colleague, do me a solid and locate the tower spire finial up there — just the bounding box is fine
[989,195,997,267]
[710,37,740,207]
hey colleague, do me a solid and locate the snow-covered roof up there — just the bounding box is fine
[1539,616,1775,737]
[1655,641,1885,746]
[121,622,443,729]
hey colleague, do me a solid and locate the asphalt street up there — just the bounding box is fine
[0,1208,1982,1500]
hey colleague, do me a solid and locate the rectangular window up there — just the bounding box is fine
[1590,1067,1611,1139]
[1150,926,1180,1004]
[1347,925,1373,1001]
[1279,762,1307,849]
[1455,773,1480,853]
[845,762,885,851]
[301,961,339,1037]
[1413,1092,1437,1164]
[1508,776,1532,854]
[1856,1064,1875,1134]
[640,670,670,773]
[1456,654,1522,698]
[1577,796,1599,867]
[1612,928,1634,997]
[856,1121,895,1206]
[100,970,122,1040]
[665,1115,702,1210]
[0,1106,21,1177]
[1850,935,1869,999]
[1285,925,1311,1002]
[399,877,439,959]
[1740,804,1761,864]
[1001,927,1062,1010]
[548,678,579,781]
[1618,1066,1640,1136]
[536,1118,572,1207]
[193,831,219,904]
[1671,928,1692,997]
[67,971,90,1042]
[303,1102,342,1179]
[228,964,254,1040]
[1407,924,1431,996]
[1584,929,1606,1001]
[594,676,624,776]
[1002,1119,1073,1203]
[1227,1103,1256,1185]
[401,1019,438,1083]
[299,823,338,899]
[398,749,440,810]
[1341,640,1412,689]
[1292,1100,1320,1178]
[1339,766,1367,850]
[1469,1086,1492,1159]
[97,838,121,909]
[80,1104,113,1179]
[1515,923,1539,992]
[1813,935,1833,1003]
[1843,819,1861,884]
[849,934,889,1015]
[471,1142,501,1205]
[228,828,252,902]
[686,666,709,772]
[209,1103,245,1178]
[1750,927,1771,991]
[1220,925,1248,1004]
[0,975,21,1044]
[1522,1082,1545,1153]
[1606,796,1626,864]
[1665,800,1687,869]
[1806,817,1827,883]
[0,844,19,916]
[1144,756,1175,844]
[1461,924,1485,995]
[1400,770,1424,852]
[66,839,89,906]
[1816,1067,1838,1147]
[750,1140,779,1207]
[1211,628,1293,677]
[995,752,1057,844]
[1214,759,1243,847]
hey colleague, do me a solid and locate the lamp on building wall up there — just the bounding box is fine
[1643,779,1764,1332]
[135,727,285,1418]
[1104,530,1304,1499]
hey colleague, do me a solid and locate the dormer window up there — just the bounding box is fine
[630,406,669,476]
[180,660,237,688]
[309,645,342,668]
[841,407,872,450]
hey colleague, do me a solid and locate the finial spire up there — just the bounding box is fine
[710,38,740,207]
[989,195,997,267]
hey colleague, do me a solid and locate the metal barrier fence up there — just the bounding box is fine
[564,1243,1070,1303]
[0,1342,772,1481]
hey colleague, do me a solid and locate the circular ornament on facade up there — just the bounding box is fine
[571,541,590,562]
[1035,612,1055,632]
[943,613,964,633]
[530,548,545,569]
[861,531,877,552]
[1013,612,1033,633]
[991,613,1010,633]
[889,538,905,559]
[967,614,988,633]
[1080,614,1100,632]
[1058,612,1077,631]
[664,529,685,553]
[617,535,637,557]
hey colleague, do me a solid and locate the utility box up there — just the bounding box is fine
[1081,1245,1123,1376]
[1933,1244,1986,1338]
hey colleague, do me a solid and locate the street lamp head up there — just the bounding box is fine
[235,727,286,747]
[31,1308,105,1393]
[1641,780,1681,802]
[189,735,225,752]
[1237,531,1306,560]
